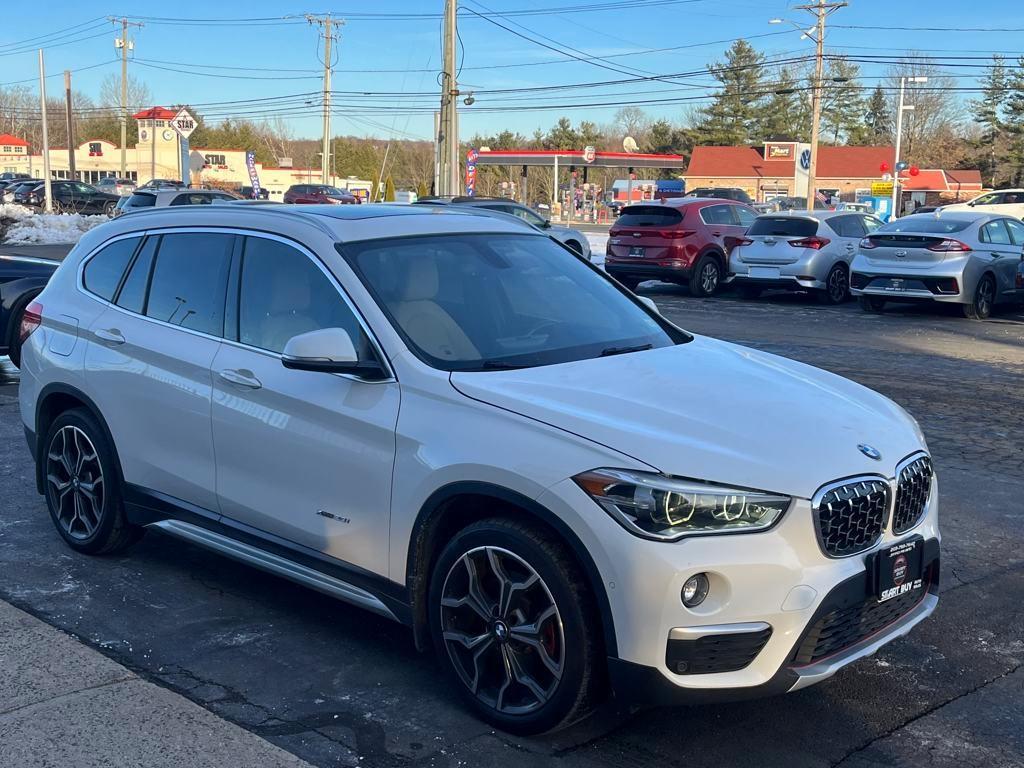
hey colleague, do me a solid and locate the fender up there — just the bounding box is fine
[33,383,124,496]
[407,481,618,658]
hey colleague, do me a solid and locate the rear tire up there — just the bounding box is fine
[102,200,117,216]
[735,284,763,300]
[859,295,886,313]
[690,254,722,297]
[42,409,142,555]
[818,264,849,305]
[962,274,995,320]
[428,518,601,735]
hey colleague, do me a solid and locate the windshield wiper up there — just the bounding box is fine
[477,361,532,370]
[600,343,653,357]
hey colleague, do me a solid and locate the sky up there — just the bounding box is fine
[2,0,1024,144]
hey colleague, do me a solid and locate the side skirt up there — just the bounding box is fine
[124,484,412,625]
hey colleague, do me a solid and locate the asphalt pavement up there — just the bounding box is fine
[0,285,1022,767]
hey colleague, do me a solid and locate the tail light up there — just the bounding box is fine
[788,236,831,250]
[658,229,695,239]
[859,237,877,249]
[926,239,972,253]
[734,237,754,247]
[19,300,43,343]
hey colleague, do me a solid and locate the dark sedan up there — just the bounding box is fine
[25,181,120,215]
[0,249,61,367]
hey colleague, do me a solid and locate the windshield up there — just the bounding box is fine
[342,233,684,371]
[876,216,972,234]
[313,186,344,195]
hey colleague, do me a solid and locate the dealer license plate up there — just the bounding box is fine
[874,537,924,603]
[629,246,645,257]
[882,278,907,292]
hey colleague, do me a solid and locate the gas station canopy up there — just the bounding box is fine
[475,149,686,169]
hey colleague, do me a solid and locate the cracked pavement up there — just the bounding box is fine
[0,286,1022,767]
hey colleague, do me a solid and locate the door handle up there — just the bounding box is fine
[94,328,125,345]
[711,231,723,236]
[218,368,262,389]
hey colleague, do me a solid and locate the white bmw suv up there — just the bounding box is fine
[18,204,939,734]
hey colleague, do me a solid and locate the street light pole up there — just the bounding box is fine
[891,75,927,219]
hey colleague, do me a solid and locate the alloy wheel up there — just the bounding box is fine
[827,266,848,303]
[46,426,104,540]
[976,277,994,317]
[701,262,719,294]
[440,546,565,715]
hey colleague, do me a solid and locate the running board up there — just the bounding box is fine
[148,519,398,621]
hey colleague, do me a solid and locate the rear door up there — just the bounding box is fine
[85,230,234,512]
[826,214,867,263]
[699,204,744,253]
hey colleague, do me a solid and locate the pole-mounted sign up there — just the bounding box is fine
[172,108,197,185]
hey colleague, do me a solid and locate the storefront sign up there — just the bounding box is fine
[871,181,894,196]
[245,151,261,199]
[766,143,793,159]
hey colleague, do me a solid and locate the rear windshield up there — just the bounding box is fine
[127,193,156,208]
[876,216,971,234]
[616,206,683,228]
[748,217,818,237]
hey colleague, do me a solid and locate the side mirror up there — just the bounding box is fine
[281,327,385,379]
[638,296,659,314]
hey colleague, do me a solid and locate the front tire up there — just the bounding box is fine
[962,274,995,320]
[428,518,600,734]
[42,409,142,555]
[690,254,723,297]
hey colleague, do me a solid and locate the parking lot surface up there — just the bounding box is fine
[1,288,1022,768]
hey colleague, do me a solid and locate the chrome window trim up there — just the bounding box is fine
[75,225,396,383]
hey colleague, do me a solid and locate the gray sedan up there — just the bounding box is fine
[850,211,1024,319]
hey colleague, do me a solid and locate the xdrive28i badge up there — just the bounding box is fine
[858,443,882,461]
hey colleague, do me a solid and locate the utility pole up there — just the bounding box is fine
[891,76,927,219]
[38,50,52,213]
[64,70,76,182]
[111,17,143,179]
[793,0,846,211]
[307,14,343,185]
[437,0,460,196]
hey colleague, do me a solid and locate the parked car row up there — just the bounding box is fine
[605,197,1024,319]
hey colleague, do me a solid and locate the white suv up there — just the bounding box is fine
[18,204,939,734]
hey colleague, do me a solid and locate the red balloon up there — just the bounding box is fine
[909,166,920,176]
[880,161,890,173]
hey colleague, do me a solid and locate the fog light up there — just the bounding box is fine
[682,573,710,607]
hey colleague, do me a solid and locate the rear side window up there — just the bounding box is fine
[82,237,140,301]
[616,206,683,228]
[127,192,155,208]
[980,219,1012,245]
[170,193,219,206]
[828,215,865,238]
[145,233,233,336]
[700,204,738,226]
[748,217,818,237]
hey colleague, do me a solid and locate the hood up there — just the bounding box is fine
[450,337,925,499]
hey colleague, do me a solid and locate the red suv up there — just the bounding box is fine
[283,184,358,205]
[606,198,757,295]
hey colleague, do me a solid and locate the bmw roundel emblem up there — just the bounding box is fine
[858,443,882,461]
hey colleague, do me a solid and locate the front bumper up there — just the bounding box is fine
[537,474,940,704]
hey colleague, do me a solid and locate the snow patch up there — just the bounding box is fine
[586,233,608,267]
[3,211,109,244]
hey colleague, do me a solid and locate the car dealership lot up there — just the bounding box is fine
[1,290,1022,768]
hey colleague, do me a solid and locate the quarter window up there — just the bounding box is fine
[115,236,158,313]
[145,233,233,336]
[82,237,140,301]
[237,236,367,355]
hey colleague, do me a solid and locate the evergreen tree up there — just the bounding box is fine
[970,55,1008,186]
[384,175,396,202]
[1005,58,1024,185]
[698,40,766,145]
[758,67,808,141]
[821,58,866,144]
[863,85,892,145]
[545,118,580,149]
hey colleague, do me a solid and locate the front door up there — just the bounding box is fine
[210,234,399,575]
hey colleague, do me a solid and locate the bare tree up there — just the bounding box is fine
[99,74,152,111]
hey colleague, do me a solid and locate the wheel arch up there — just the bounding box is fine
[34,383,123,496]
[695,244,726,270]
[405,481,617,658]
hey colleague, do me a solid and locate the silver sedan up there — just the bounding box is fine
[850,211,1024,319]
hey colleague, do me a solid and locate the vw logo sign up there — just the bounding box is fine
[858,443,882,461]
[799,148,812,171]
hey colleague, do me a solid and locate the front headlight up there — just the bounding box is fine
[574,468,791,542]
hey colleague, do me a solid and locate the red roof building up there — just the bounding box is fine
[131,106,179,121]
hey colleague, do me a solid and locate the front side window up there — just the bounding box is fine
[972,193,1002,206]
[735,207,757,227]
[343,233,682,371]
[145,233,233,336]
[237,237,367,355]
[1003,218,1024,245]
[83,237,141,301]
